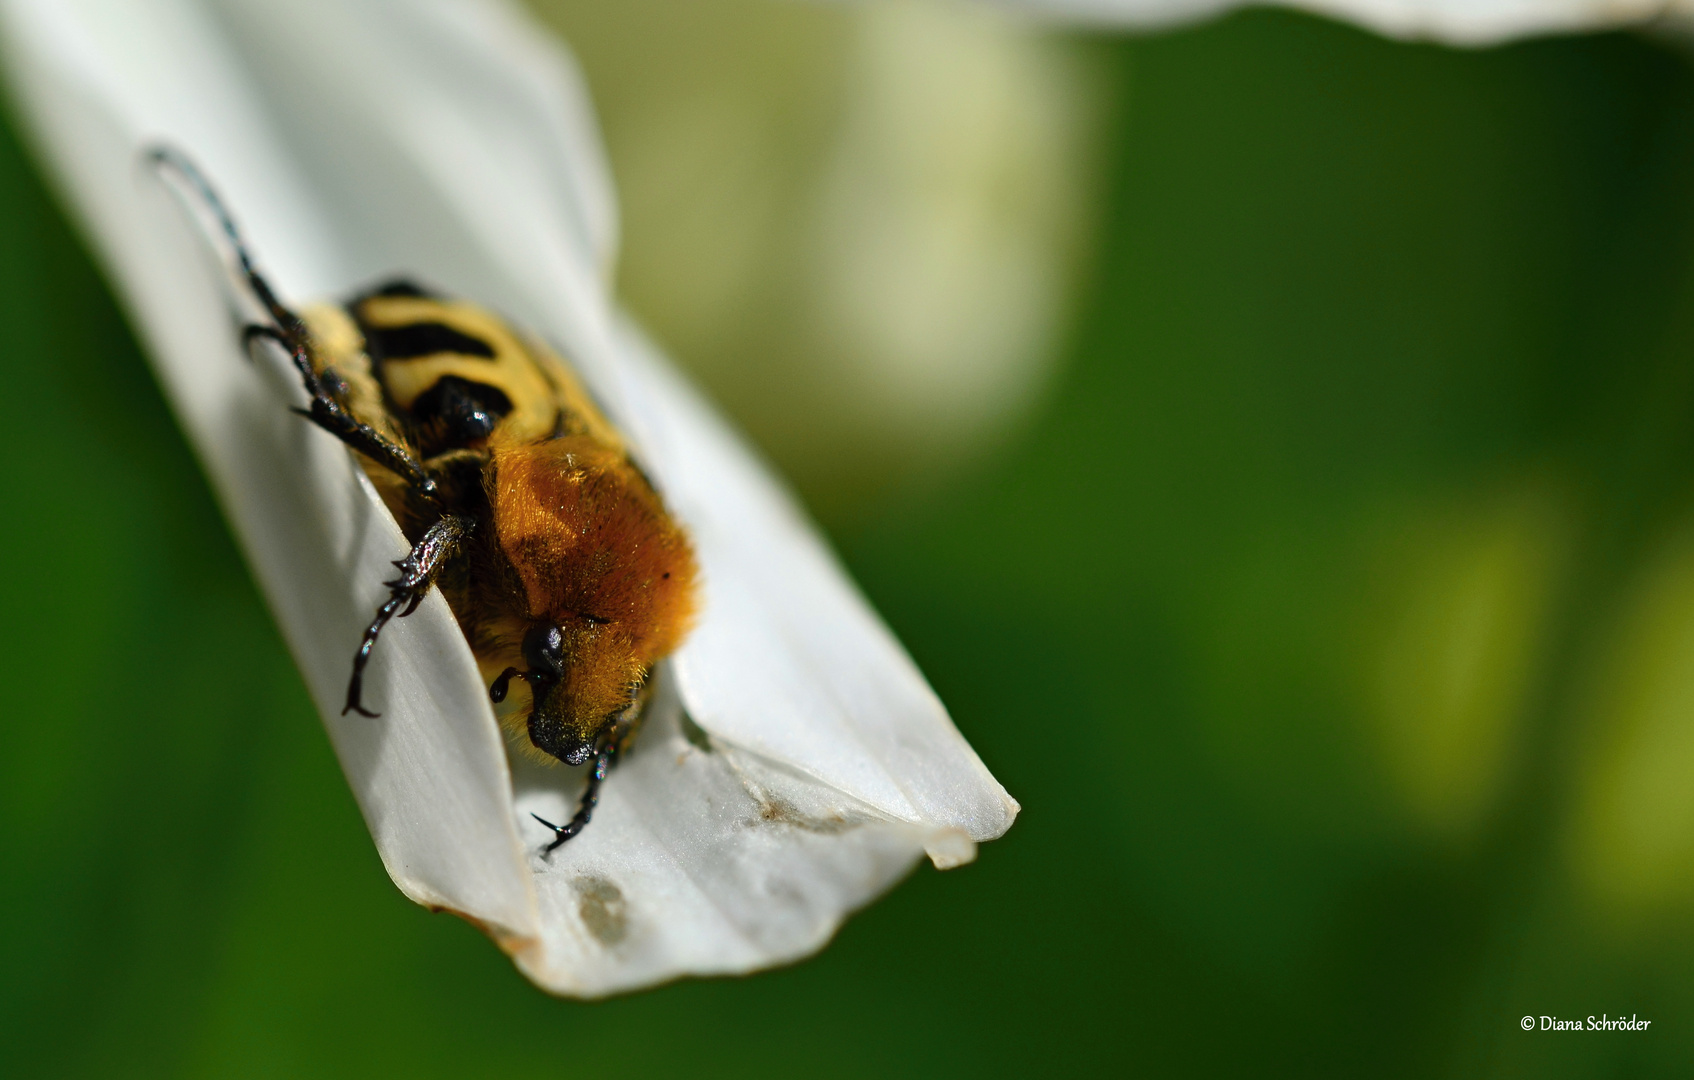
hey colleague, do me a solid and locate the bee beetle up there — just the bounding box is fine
[152,148,698,851]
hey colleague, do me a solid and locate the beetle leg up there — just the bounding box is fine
[287,385,439,501]
[265,328,438,499]
[343,514,475,718]
[529,704,648,853]
[240,322,285,360]
[245,314,437,497]
[531,742,616,854]
[151,146,439,502]
[149,146,300,333]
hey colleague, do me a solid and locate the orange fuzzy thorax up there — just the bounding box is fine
[490,436,697,731]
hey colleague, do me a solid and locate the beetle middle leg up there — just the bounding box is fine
[343,513,475,717]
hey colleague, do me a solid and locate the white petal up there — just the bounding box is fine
[507,668,934,994]
[975,0,1694,44]
[610,318,1019,862]
[0,0,541,945]
[202,0,628,400]
[1,0,1015,995]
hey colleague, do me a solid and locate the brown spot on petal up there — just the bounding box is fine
[573,875,628,945]
[755,797,862,835]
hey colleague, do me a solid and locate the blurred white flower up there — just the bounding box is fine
[0,0,1016,996]
[979,0,1694,45]
[533,0,1107,515]
[538,0,1691,528]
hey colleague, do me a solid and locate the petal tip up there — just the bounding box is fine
[925,828,978,870]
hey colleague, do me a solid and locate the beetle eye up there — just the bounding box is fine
[522,624,566,678]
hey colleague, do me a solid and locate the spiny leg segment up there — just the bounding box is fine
[344,514,475,717]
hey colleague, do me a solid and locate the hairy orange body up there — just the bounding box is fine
[490,436,696,746]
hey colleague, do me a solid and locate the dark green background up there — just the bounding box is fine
[4,10,1694,1077]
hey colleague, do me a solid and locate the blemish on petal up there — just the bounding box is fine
[572,875,628,945]
[755,796,862,835]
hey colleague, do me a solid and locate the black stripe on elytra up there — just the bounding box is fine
[409,375,512,447]
[363,321,497,361]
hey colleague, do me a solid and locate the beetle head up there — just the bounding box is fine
[495,619,643,766]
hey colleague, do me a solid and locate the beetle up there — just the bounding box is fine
[151,147,698,851]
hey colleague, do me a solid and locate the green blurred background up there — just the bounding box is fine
[6,5,1694,1077]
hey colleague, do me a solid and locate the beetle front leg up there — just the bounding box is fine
[343,514,475,717]
[528,699,649,853]
[531,743,615,854]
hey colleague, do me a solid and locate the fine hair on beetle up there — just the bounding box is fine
[150,146,699,853]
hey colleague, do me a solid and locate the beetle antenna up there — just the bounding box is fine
[489,667,523,704]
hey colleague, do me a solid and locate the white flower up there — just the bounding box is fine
[0,0,1015,997]
[979,0,1694,45]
